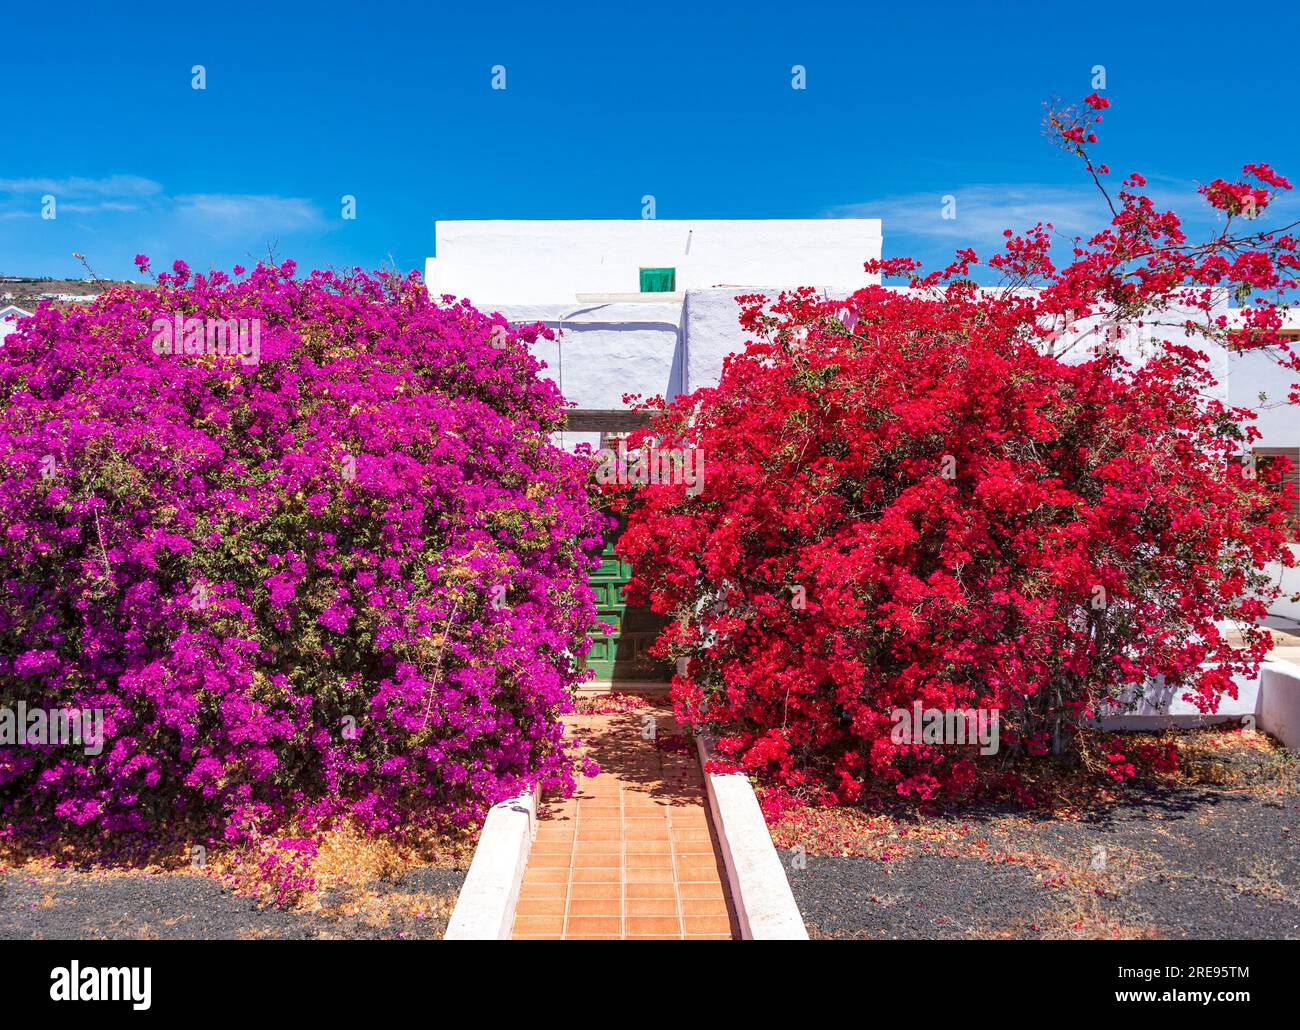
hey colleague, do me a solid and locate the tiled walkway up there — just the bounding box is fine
[512,698,740,940]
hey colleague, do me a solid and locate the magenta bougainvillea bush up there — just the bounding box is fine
[0,258,603,848]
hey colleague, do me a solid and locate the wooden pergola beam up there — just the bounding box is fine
[563,409,660,432]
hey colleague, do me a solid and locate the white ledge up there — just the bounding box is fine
[444,787,538,940]
[696,735,808,940]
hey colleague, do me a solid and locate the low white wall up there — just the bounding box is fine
[1098,667,1261,731]
[1099,659,1300,749]
[444,788,539,941]
[696,735,808,940]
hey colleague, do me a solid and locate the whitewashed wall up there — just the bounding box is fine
[1229,346,1300,448]
[1226,321,1300,619]
[1050,305,1231,405]
[493,300,684,407]
[682,288,854,392]
[429,219,881,455]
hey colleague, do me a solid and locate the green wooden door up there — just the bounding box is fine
[584,524,671,682]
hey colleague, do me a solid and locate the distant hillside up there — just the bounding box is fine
[1,276,140,311]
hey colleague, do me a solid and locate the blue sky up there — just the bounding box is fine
[3,0,1298,285]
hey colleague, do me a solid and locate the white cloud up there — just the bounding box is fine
[832,184,1107,240]
[0,175,163,200]
[822,177,1293,285]
[829,177,1218,244]
[0,174,331,273]
[173,194,329,237]
[0,175,327,233]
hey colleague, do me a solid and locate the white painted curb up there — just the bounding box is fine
[696,735,809,940]
[444,786,538,940]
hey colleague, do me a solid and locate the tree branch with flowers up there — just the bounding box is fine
[614,95,1300,811]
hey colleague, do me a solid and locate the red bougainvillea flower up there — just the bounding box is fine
[614,96,1298,806]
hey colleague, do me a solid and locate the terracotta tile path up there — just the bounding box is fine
[512,698,740,940]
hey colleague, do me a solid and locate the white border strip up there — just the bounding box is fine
[696,735,809,940]
[444,786,538,940]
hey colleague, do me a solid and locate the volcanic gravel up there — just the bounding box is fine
[779,787,1300,939]
[0,864,467,940]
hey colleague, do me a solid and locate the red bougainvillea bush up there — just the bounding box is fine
[0,258,602,850]
[617,95,1300,808]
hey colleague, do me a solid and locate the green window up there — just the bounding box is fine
[639,267,676,293]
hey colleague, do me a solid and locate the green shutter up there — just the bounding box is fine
[639,267,676,293]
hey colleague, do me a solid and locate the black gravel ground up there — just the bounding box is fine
[0,864,467,940]
[779,787,1300,939]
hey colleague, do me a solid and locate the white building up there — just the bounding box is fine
[426,220,1300,621]
[427,219,884,680]
[426,219,883,450]
[0,305,32,345]
[426,219,1298,438]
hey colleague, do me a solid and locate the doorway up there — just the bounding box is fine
[583,431,674,684]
